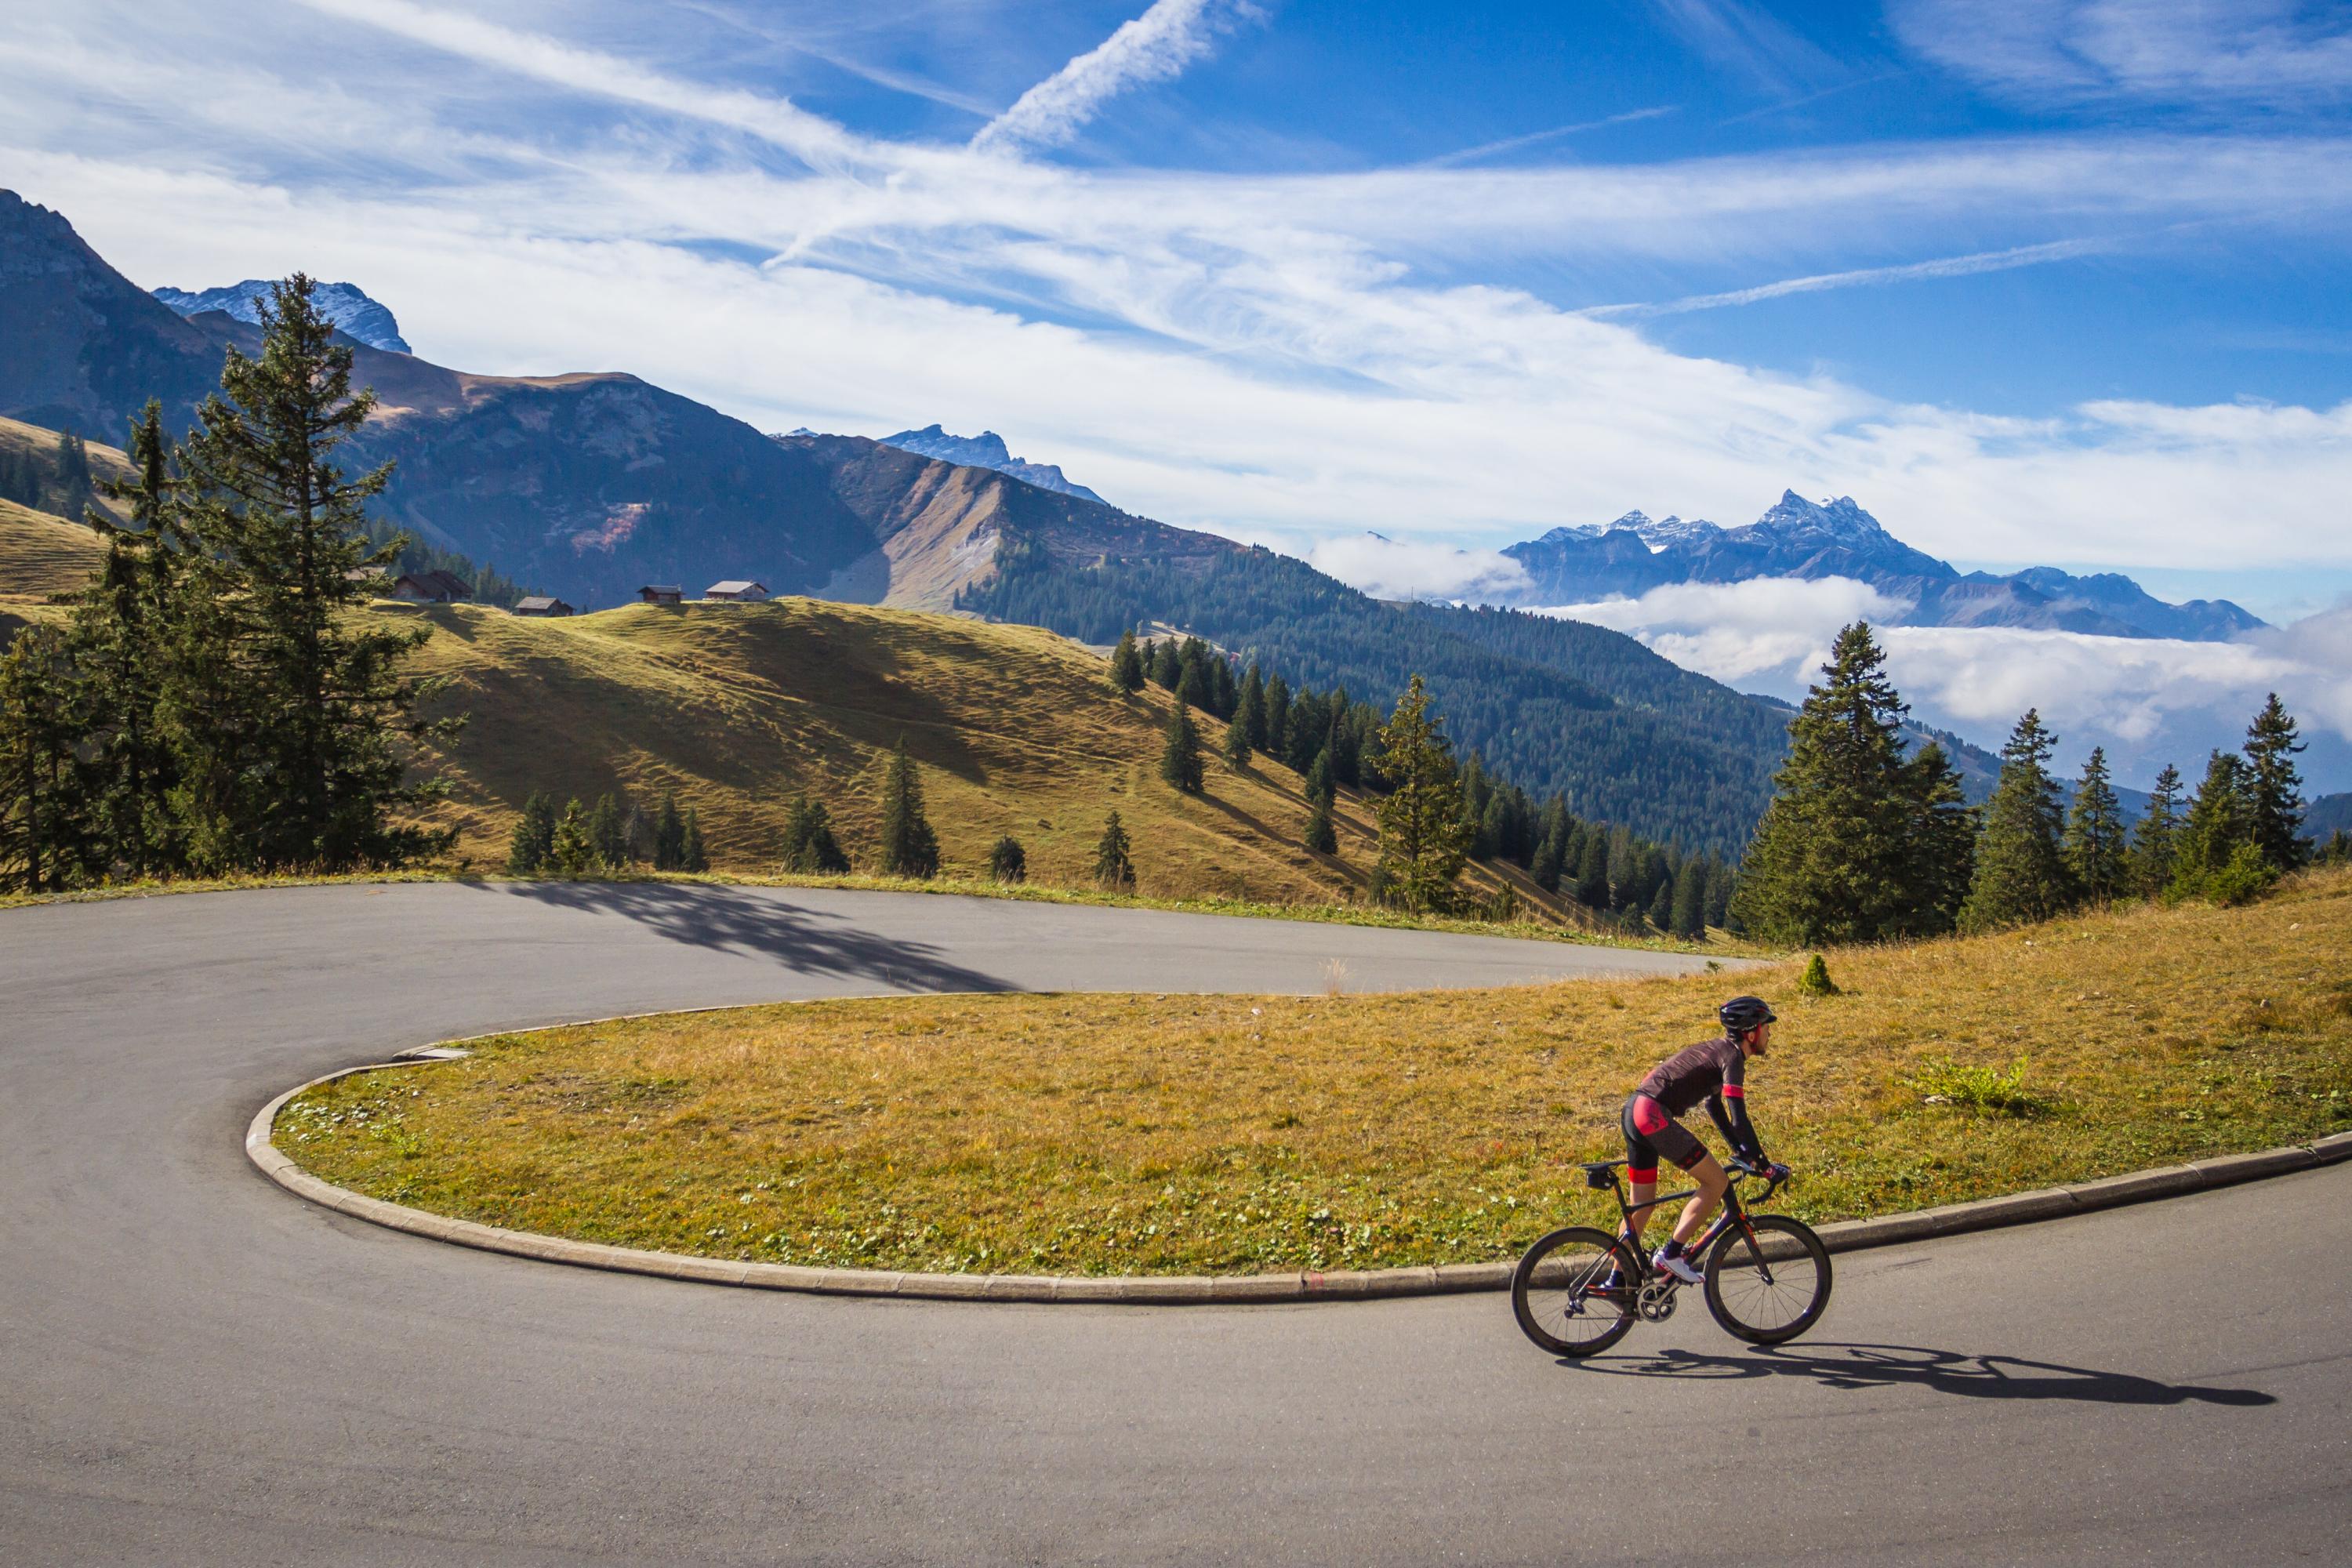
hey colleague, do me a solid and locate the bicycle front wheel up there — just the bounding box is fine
[1511,1226,1639,1356]
[1704,1214,1831,1345]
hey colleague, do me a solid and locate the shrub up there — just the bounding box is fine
[1904,1055,2049,1117]
[2204,840,2281,908]
[1796,953,1840,997]
[987,835,1027,884]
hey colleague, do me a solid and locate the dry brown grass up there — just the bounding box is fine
[285,867,2352,1276]
[397,596,1574,916]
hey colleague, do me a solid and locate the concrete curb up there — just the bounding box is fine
[249,1059,2352,1308]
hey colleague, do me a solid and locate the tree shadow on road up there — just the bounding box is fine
[479,880,1014,994]
[1568,1342,2275,1407]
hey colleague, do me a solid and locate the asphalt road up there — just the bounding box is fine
[2,882,2344,1566]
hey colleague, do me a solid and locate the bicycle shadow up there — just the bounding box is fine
[1566,1342,2275,1407]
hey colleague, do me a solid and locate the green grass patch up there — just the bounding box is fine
[280,868,2352,1277]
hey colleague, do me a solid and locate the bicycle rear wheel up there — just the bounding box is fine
[1511,1226,1639,1356]
[1703,1214,1831,1345]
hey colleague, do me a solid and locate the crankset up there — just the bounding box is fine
[1636,1275,1680,1322]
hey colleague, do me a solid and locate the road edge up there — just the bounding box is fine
[247,1057,2352,1306]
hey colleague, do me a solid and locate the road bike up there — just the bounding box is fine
[1511,1156,1831,1356]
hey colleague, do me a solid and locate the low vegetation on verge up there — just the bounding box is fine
[283,866,2352,1278]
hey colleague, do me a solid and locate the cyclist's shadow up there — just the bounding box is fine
[1568,1342,2275,1407]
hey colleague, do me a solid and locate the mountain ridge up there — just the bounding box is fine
[876,423,1105,503]
[153,278,412,352]
[1504,489,2263,641]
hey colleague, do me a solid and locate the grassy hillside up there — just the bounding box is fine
[283,866,2352,1277]
[402,596,1562,912]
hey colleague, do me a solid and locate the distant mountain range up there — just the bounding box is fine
[0,186,2020,854]
[152,278,412,353]
[1498,492,2263,641]
[877,424,1105,503]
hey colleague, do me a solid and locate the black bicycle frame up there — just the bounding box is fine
[1598,1164,1773,1276]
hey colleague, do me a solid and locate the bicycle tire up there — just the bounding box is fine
[1703,1214,1831,1345]
[1511,1226,1640,1356]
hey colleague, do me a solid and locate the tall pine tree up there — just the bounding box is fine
[2242,694,2310,873]
[169,274,457,872]
[1370,675,1469,913]
[1109,628,1145,691]
[1733,623,1960,944]
[2128,764,2183,895]
[1160,702,1205,794]
[2170,750,2253,898]
[1094,810,1135,889]
[2063,746,2127,902]
[876,737,941,877]
[1959,709,2076,932]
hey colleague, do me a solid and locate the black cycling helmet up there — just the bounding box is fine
[1719,995,1777,1034]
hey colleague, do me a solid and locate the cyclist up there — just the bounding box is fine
[1606,996,1788,1290]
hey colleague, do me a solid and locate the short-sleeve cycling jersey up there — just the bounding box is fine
[1628,1033,1765,1169]
[1637,1035,1745,1116]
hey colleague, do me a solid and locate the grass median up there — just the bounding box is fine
[281,868,2352,1277]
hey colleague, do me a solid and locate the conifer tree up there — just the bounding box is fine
[1304,794,1338,855]
[169,274,456,872]
[1669,855,1708,939]
[49,429,94,521]
[1094,810,1135,890]
[876,737,940,877]
[1898,742,1977,935]
[1530,825,1564,894]
[1733,622,1954,944]
[1574,829,1610,909]
[1176,659,1207,714]
[2243,694,2310,873]
[622,801,649,864]
[1237,666,1267,749]
[506,791,556,875]
[987,835,1026,883]
[1149,639,1181,689]
[589,793,628,869]
[2170,750,2253,898]
[2128,764,2183,895]
[1370,675,1469,912]
[781,795,849,873]
[653,792,685,871]
[1160,701,1205,794]
[0,626,87,893]
[1110,628,1145,691]
[1259,673,1289,753]
[1222,706,1253,768]
[58,401,189,880]
[681,808,709,873]
[1305,750,1335,808]
[551,798,597,877]
[2063,746,2128,902]
[1646,879,1673,931]
[1704,857,1735,929]
[1959,709,2077,932]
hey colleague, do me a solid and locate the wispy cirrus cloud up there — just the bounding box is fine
[1589,237,2113,318]
[1896,0,2352,110]
[971,0,1261,154]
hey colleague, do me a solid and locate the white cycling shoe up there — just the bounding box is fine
[1650,1247,1704,1287]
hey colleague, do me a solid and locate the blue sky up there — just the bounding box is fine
[3,0,2350,785]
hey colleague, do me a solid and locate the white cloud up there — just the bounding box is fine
[1306,535,1533,602]
[1591,237,2112,318]
[971,0,1259,154]
[1896,0,2352,109]
[5,5,2352,589]
[1532,578,2352,789]
[1536,577,1911,684]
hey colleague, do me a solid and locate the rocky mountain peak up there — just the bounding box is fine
[152,279,412,353]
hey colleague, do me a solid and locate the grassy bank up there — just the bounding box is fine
[281,869,2352,1277]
